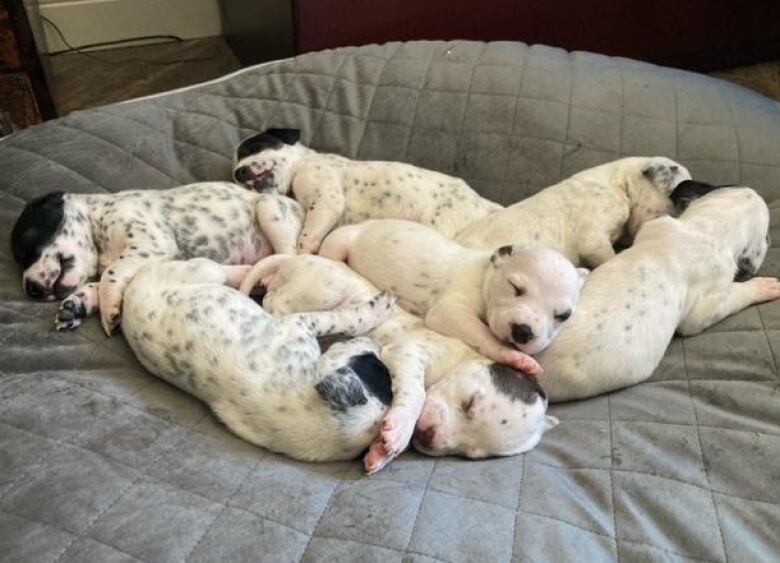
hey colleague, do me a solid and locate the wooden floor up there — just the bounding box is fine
[45,37,780,116]
[48,36,241,116]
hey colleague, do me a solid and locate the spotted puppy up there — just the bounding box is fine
[319,219,587,374]
[240,254,557,472]
[536,185,779,401]
[456,156,691,266]
[10,182,303,335]
[122,258,397,461]
[232,128,501,254]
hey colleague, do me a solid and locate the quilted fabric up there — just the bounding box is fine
[1,40,780,562]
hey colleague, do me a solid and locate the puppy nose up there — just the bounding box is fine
[234,166,253,183]
[414,426,436,449]
[511,323,534,344]
[25,279,46,299]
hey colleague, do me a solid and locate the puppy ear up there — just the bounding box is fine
[669,180,721,214]
[544,415,559,431]
[576,267,590,281]
[235,132,270,160]
[641,160,682,194]
[490,245,516,267]
[266,128,301,145]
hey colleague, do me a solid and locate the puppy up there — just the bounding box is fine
[121,258,397,462]
[232,128,501,254]
[239,254,557,471]
[10,182,303,334]
[536,186,779,401]
[456,156,691,266]
[319,219,587,374]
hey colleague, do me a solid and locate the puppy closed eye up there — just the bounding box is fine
[509,282,525,297]
[460,394,478,418]
[59,254,75,271]
[554,310,572,322]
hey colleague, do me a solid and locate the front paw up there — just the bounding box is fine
[750,277,780,303]
[55,294,87,331]
[364,411,415,475]
[297,233,321,255]
[504,350,543,376]
[100,305,121,336]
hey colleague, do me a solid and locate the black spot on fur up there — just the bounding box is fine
[235,128,301,160]
[315,368,369,412]
[671,180,731,214]
[489,363,545,403]
[735,256,757,282]
[11,192,66,268]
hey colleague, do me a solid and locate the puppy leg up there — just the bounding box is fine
[319,224,364,263]
[255,194,304,255]
[678,277,780,336]
[238,254,290,295]
[297,189,346,254]
[55,282,99,331]
[364,340,427,475]
[286,292,396,337]
[426,302,542,375]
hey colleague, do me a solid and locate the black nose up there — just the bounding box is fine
[25,279,45,299]
[414,426,435,449]
[511,323,534,344]
[234,166,252,183]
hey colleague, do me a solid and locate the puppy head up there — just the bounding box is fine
[11,192,95,300]
[622,156,691,236]
[682,187,770,281]
[669,179,725,214]
[413,360,557,458]
[483,246,587,355]
[233,128,304,194]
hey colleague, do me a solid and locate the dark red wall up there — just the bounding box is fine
[296,1,780,70]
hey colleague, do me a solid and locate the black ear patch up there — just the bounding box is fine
[489,363,546,404]
[235,128,301,160]
[11,191,66,269]
[315,352,392,412]
[735,256,757,282]
[349,352,392,406]
[490,245,514,267]
[670,180,727,213]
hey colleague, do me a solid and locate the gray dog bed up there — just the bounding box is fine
[1,40,779,562]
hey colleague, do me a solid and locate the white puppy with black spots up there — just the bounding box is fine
[537,184,780,401]
[10,182,303,334]
[319,219,588,374]
[121,258,397,462]
[456,156,691,266]
[232,128,501,254]
[239,254,557,472]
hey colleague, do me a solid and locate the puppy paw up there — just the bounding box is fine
[364,440,393,475]
[750,277,780,303]
[297,235,321,255]
[505,350,543,376]
[55,294,88,331]
[100,304,122,336]
[368,292,397,320]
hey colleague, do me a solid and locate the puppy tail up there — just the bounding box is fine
[238,254,290,295]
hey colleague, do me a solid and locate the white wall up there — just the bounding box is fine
[39,0,223,53]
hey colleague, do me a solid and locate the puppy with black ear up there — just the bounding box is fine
[232,127,501,254]
[670,179,731,213]
[456,156,692,267]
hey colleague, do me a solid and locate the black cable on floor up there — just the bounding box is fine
[41,15,216,65]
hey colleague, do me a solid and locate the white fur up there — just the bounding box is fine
[121,258,396,462]
[456,156,691,266]
[536,187,779,401]
[319,219,587,373]
[233,141,501,254]
[239,254,556,470]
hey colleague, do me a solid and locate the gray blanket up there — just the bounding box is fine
[1,40,779,562]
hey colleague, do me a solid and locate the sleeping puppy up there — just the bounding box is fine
[536,186,779,401]
[10,182,303,335]
[232,128,501,254]
[455,156,691,266]
[239,254,557,472]
[122,258,397,462]
[319,219,587,374]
